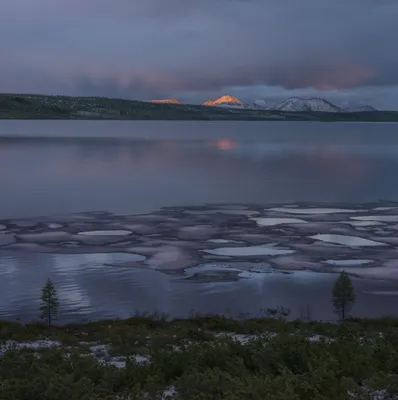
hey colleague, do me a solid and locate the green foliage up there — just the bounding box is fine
[332,271,356,321]
[39,278,59,327]
[2,315,398,398]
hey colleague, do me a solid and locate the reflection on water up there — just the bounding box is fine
[0,121,398,218]
[2,251,398,322]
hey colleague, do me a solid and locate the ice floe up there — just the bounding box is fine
[346,221,385,227]
[250,217,308,226]
[325,259,374,266]
[77,230,132,236]
[268,208,361,215]
[350,216,398,222]
[202,244,295,256]
[310,234,386,247]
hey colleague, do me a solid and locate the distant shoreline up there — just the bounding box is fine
[1,93,398,122]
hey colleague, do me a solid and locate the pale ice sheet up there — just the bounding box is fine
[310,234,387,247]
[268,207,361,215]
[207,239,231,244]
[250,217,308,226]
[350,216,398,222]
[346,221,385,227]
[77,230,132,236]
[325,259,374,266]
[202,244,295,256]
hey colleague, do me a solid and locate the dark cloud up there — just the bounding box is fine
[0,0,397,106]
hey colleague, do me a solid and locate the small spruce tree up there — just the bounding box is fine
[332,271,355,321]
[40,278,59,327]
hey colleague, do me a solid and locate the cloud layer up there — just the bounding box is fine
[0,0,397,107]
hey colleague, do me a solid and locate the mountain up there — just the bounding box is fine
[270,97,342,112]
[200,95,379,113]
[203,95,244,107]
[150,99,183,104]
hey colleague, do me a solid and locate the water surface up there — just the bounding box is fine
[1,120,398,322]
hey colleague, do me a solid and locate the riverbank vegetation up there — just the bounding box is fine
[2,312,398,399]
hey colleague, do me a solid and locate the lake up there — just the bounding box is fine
[1,120,398,322]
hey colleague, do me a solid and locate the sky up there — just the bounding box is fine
[1,0,398,109]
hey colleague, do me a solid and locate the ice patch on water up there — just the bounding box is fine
[310,234,386,247]
[47,223,63,229]
[373,207,396,211]
[325,259,374,266]
[268,208,360,215]
[350,216,398,222]
[202,244,295,256]
[77,230,132,236]
[207,239,231,244]
[251,217,308,226]
[347,221,384,227]
[0,224,6,230]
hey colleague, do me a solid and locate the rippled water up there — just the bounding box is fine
[2,251,398,322]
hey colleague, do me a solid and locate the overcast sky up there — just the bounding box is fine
[1,0,397,108]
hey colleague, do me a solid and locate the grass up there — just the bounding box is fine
[1,314,398,399]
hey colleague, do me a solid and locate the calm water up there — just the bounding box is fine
[1,120,398,322]
[1,120,398,218]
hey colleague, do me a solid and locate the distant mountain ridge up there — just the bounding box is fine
[149,99,183,104]
[199,95,378,113]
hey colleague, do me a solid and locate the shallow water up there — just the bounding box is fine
[1,251,398,323]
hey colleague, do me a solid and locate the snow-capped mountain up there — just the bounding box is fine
[149,95,378,113]
[203,95,244,107]
[269,97,342,112]
[150,98,183,104]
